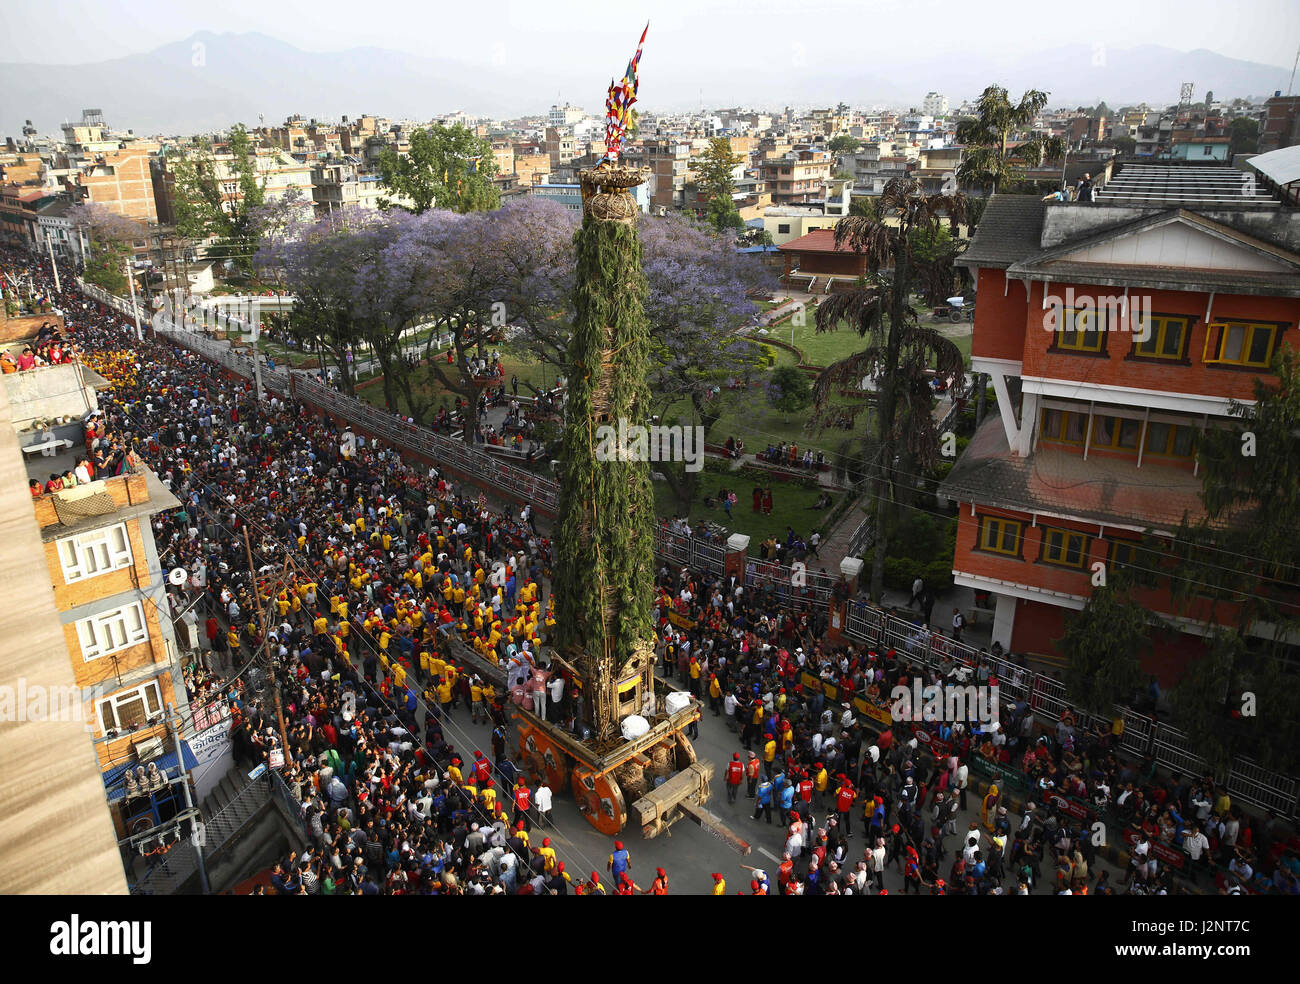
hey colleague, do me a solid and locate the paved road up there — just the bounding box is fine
[396,667,1126,895]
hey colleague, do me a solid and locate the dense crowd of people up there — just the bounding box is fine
[6,242,1298,895]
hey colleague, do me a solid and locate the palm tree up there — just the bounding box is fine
[812,177,968,603]
[956,85,1066,192]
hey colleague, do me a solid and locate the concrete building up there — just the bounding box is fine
[922,92,949,117]
[543,127,577,171]
[1260,93,1300,153]
[760,146,833,205]
[548,104,585,129]
[633,139,693,211]
[310,158,410,215]
[36,198,82,263]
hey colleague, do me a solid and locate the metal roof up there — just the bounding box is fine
[1095,164,1279,208]
[1248,145,1300,189]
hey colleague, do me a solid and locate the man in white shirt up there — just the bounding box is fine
[534,781,553,828]
[547,674,564,723]
[723,691,738,731]
[1184,824,1210,884]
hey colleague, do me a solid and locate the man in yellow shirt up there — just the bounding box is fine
[711,872,726,895]
[470,678,485,723]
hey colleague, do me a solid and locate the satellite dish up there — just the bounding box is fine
[168,567,188,586]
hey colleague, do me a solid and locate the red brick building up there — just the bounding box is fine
[944,165,1300,683]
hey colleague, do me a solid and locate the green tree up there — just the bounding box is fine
[1229,117,1260,156]
[1110,135,1137,156]
[908,224,966,305]
[1176,348,1300,632]
[812,178,968,601]
[849,195,879,220]
[691,137,746,234]
[1059,579,1151,715]
[377,124,499,215]
[68,203,140,295]
[829,135,861,156]
[955,86,1066,192]
[1160,350,1300,773]
[767,365,812,421]
[169,123,268,273]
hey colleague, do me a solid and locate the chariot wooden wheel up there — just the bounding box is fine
[674,731,698,771]
[519,725,569,792]
[572,766,627,835]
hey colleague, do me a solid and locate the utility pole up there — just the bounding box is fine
[243,530,292,764]
[168,706,210,894]
[124,257,143,341]
[248,296,264,403]
[44,232,61,294]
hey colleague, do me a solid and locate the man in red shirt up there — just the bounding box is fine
[836,779,856,837]
[725,752,744,803]
[797,771,813,806]
[513,781,533,831]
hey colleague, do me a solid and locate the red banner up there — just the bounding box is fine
[1042,789,1094,823]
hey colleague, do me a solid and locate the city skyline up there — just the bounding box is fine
[0,0,1297,136]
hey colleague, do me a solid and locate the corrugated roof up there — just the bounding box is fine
[1250,144,1300,188]
[957,194,1046,269]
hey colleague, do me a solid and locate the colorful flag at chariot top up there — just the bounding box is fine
[600,22,648,166]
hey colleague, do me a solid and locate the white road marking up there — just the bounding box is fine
[757,846,781,862]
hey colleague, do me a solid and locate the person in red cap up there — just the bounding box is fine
[615,871,637,895]
[472,750,490,785]
[725,752,744,803]
[513,779,533,831]
[745,751,760,798]
[835,777,856,837]
[750,878,768,895]
[710,872,726,895]
[608,841,630,881]
[763,733,777,777]
[585,871,605,895]
[646,867,668,895]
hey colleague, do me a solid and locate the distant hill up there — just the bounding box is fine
[0,32,1290,138]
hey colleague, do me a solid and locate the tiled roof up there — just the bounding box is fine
[777,228,861,253]
[956,194,1046,269]
[939,416,1220,533]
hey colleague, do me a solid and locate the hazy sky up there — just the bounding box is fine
[4,0,1297,71]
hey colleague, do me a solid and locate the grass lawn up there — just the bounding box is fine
[653,466,840,544]
[357,352,560,415]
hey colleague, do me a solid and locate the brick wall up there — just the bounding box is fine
[1019,279,1299,401]
[63,604,171,692]
[82,149,158,225]
[33,472,149,530]
[971,270,1029,362]
[0,312,65,346]
[44,517,153,610]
